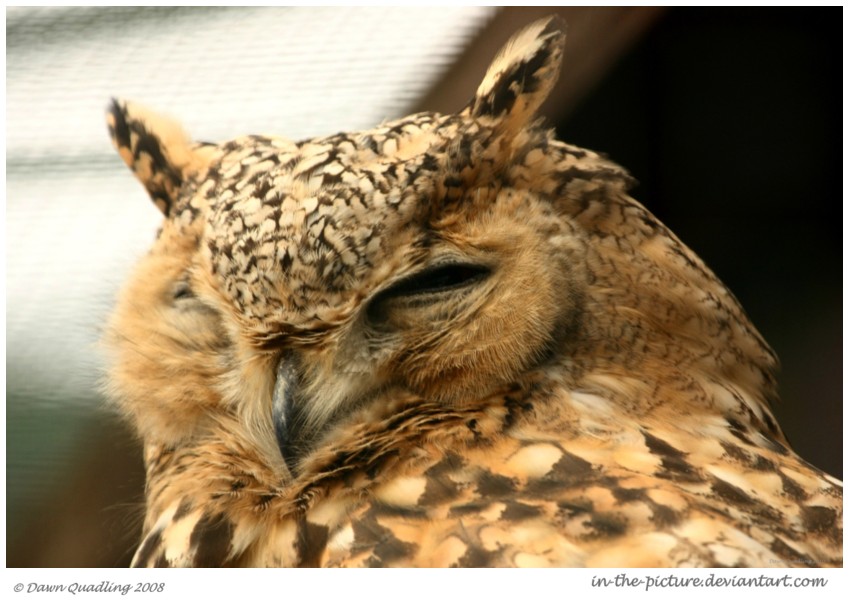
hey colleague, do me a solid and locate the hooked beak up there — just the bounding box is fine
[272,353,301,474]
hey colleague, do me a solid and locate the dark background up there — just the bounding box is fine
[559,7,841,479]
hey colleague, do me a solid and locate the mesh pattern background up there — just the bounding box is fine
[6,5,495,541]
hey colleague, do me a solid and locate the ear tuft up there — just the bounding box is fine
[470,16,566,132]
[106,99,201,216]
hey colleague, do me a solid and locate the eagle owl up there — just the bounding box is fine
[104,18,841,567]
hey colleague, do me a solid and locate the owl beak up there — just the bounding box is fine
[272,352,301,474]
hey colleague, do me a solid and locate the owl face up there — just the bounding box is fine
[193,115,589,453]
[104,16,778,476]
[105,18,586,470]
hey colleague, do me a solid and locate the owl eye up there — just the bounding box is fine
[172,280,195,301]
[384,264,490,298]
[366,263,490,326]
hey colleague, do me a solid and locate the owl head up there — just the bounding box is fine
[104,17,781,477]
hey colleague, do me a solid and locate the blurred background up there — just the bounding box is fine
[6,6,842,567]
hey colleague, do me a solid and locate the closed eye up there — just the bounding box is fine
[381,263,490,298]
[172,279,195,301]
[170,276,219,317]
[366,263,490,324]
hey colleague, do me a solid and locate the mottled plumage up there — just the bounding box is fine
[104,18,842,567]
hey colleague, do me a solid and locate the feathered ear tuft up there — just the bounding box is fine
[470,16,565,133]
[106,99,207,216]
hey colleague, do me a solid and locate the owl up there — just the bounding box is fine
[103,17,841,567]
